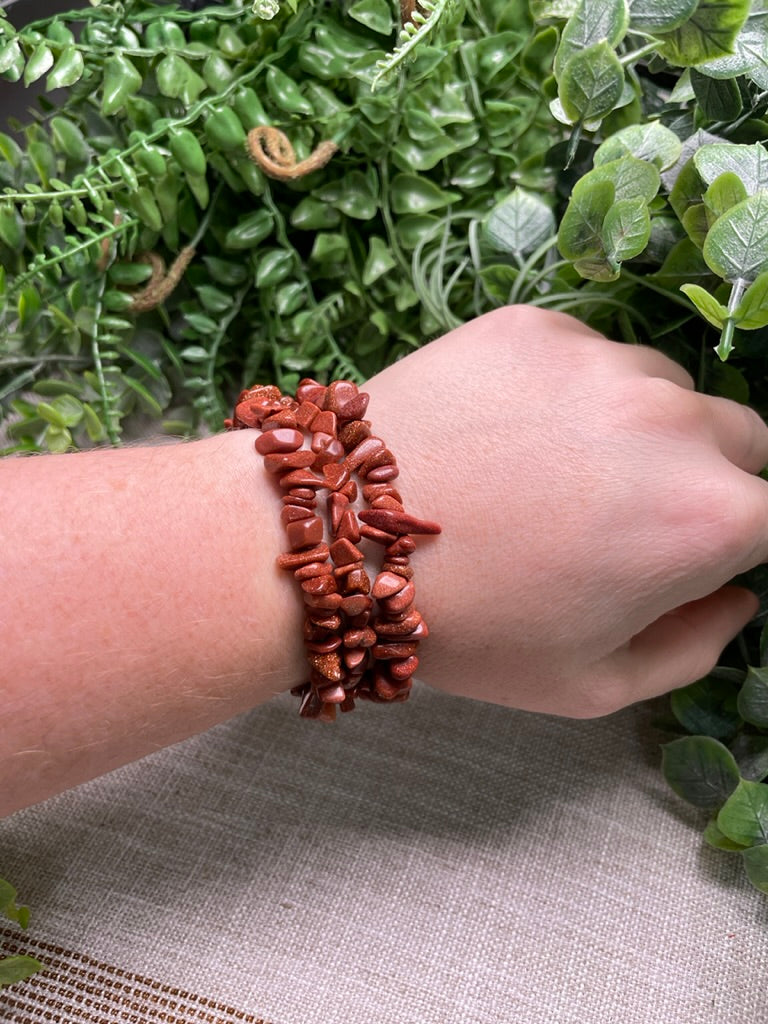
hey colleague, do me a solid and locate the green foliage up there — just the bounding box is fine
[0,878,42,989]
[663,619,768,896]
[0,0,558,451]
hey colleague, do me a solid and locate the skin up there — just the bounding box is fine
[1,305,767,816]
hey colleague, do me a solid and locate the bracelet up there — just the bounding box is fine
[226,379,440,721]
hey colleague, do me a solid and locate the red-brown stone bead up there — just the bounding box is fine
[279,469,327,490]
[261,410,298,431]
[336,508,361,543]
[255,427,304,455]
[379,580,415,614]
[340,594,372,617]
[312,409,338,436]
[306,634,343,654]
[304,591,343,611]
[365,465,400,482]
[277,543,329,569]
[358,508,441,536]
[296,379,327,406]
[338,419,371,450]
[372,571,407,599]
[286,515,324,551]
[374,609,422,635]
[281,504,314,526]
[343,648,368,671]
[323,462,351,492]
[343,627,377,648]
[372,641,419,659]
[390,655,419,681]
[307,651,343,681]
[345,436,385,471]
[381,561,414,580]
[330,537,364,566]
[264,450,316,474]
[385,536,416,556]
[362,483,403,503]
[360,524,397,545]
[296,400,321,428]
[294,561,333,581]
[301,575,338,595]
[341,567,370,593]
[371,495,404,511]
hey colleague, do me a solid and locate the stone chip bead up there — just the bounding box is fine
[227,376,440,721]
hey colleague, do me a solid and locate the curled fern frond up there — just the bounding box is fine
[371,0,457,90]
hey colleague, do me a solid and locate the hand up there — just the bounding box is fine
[365,306,768,717]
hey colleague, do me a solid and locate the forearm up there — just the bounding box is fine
[0,429,305,816]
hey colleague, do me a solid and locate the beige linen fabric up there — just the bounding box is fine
[0,684,765,1024]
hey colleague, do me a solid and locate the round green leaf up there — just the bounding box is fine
[483,188,556,257]
[669,673,742,738]
[46,45,84,90]
[655,0,750,66]
[662,735,741,809]
[594,122,682,171]
[348,0,393,34]
[743,844,768,893]
[694,142,768,196]
[703,193,768,283]
[559,41,625,127]
[602,196,651,263]
[737,666,768,727]
[557,178,614,260]
[554,0,628,78]
[717,779,768,845]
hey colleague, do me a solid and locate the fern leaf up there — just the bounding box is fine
[372,0,457,90]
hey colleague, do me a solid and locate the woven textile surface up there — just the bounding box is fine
[0,684,765,1024]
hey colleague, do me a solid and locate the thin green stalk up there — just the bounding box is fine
[89,273,120,446]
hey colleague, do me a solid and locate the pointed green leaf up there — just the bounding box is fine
[46,45,84,90]
[390,174,460,214]
[733,270,768,330]
[0,955,42,989]
[662,735,741,809]
[670,672,742,737]
[0,39,24,80]
[23,41,53,85]
[681,283,728,327]
[101,54,142,116]
[690,68,742,120]
[718,779,768,845]
[589,155,661,203]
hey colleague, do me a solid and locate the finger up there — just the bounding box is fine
[619,343,696,390]
[703,395,768,473]
[609,585,758,701]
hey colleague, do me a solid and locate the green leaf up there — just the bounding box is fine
[46,45,84,90]
[558,178,614,260]
[589,156,661,204]
[554,0,628,78]
[362,235,397,286]
[703,172,748,223]
[101,54,142,116]
[718,779,768,845]
[602,196,651,263]
[662,735,741,809]
[593,122,683,170]
[559,41,625,127]
[655,0,751,66]
[629,0,698,31]
[670,673,742,737]
[0,955,42,989]
[483,188,556,257]
[681,283,728,327]
[703,817,748,851]
[732,270,768,330]
[694,142,768,196]
[390,174,460,214]
[737,665,768,726]
[23,41,53,85]
[690,68,742,120]
[703,193,768,283]
[0,39,24,80]
[0,878,29,927]
[743,844,768,893]
[348,0,393,35]
[123,375,164,416]
[156,55,206,105]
